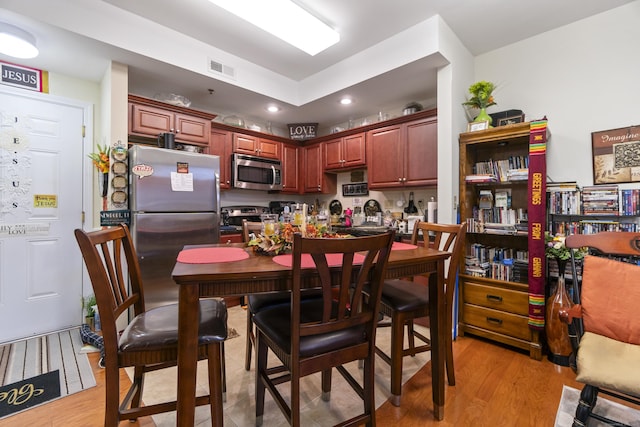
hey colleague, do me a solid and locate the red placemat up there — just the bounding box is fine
[177,247,250,264]
[392,242,418,250]
[272,253,366,268]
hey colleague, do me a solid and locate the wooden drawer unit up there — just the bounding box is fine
[458,275,542,360]
[463,281,528,315]
[462,305,531,341]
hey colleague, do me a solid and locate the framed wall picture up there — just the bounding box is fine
[467,120,489,132]
[592,125,640,184]
[497,114,525,126]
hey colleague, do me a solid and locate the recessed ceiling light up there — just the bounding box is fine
[208,0,339,56]
[0,22,39,59]
[340,98,353,105]
[267,105,280,113]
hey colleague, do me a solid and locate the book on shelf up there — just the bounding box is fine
[547,181,579,192]
[478,190,493,208]
[465,174,497,183]
[494,189,511,208]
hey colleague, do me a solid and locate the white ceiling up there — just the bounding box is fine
[0,0,633,131]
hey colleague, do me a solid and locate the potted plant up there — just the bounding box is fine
[83,294,97,330]
[462,80,497,126]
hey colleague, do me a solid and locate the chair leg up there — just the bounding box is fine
[207,342,224,427]
[445,319,455,386]
[389,312,406,406]
[291,365,301,427]
[574,385,598,426]
[105,361,121,427]
[220,342,227,400]
[406,320,416,356]
[255,332,268,426]
[362,354,376,427]
[131,365,144,409]
[321,369,332,401]
[245,308,254,371]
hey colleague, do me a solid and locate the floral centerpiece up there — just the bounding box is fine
[462,81,497,125]
[247,222,351,255]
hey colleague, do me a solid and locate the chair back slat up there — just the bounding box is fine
[292,232,394,340]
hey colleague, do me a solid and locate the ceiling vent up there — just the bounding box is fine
[208,58,235,80]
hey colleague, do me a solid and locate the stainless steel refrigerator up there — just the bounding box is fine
[129,145,220,309]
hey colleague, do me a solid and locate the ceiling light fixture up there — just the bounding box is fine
[340,98,353,105]
[208,0,339,56]
[267,105,280,113]
[0,22,39,59]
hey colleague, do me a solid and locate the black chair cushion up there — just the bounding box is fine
[253,298,367,358]
[119,299,228,352]
[380,279,430,312]
[248,288,323,313]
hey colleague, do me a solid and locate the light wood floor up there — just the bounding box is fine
[2,334,629,426]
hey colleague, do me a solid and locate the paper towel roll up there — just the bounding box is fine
[427,201,438,223]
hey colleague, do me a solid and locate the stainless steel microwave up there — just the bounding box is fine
[231,153,282,191]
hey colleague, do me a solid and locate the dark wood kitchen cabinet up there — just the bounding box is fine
[209,128,232,189]
[281,144,300,193]
[324,132,366,170]
[302,143,335,194]
[366,117,437,189]
[128,95,214,145]
[232,132,280,159]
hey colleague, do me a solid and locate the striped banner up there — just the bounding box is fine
[527,119,548,330]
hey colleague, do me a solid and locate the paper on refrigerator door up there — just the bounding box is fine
[170,171,194,191]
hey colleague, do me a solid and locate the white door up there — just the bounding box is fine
[0,87,87,343]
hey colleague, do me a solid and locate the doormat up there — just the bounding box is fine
[0,329,96,420]
[0,370,60,418]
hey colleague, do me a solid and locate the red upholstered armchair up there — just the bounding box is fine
[560,232,640,426]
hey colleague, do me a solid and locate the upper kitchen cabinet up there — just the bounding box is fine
[324,132,366,171]
[128,95,214,145]
[281,143,300,194]
[209,128,232,189]
[232,132,281,159]
[366,115,437,189]
[303,143,336,194]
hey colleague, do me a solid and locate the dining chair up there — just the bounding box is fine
[374,221,465,406]
[253,231,395,427]
[243,219,322,371]
[74,224,228,427]
[560,231,640,426]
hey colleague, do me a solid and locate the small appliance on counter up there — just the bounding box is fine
[269,200,298,217]
[221,205,270,228]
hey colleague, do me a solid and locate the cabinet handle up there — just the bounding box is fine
[486,294,503,303]
[486,317,503,325]
[398,178,403,182]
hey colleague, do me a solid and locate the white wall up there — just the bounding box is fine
[474,1,640,189]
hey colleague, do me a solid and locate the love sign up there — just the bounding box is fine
[287,123,318,141]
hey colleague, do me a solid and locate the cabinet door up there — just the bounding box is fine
[209,128,232,189]
[130,103,174,136]
[258,138,281,159]
[405,119,437,186]
[281,144,300,193]
[233,133,259,155]
[324,137,343,170]
[366,125,404,189]
[175,113,211,145]
[304,144,324,193]
[342,133,366,168]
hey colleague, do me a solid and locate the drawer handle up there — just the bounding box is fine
[486,294,503,303]
[486,317,503,325]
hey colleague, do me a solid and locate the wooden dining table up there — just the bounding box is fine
[171,241,451,426]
